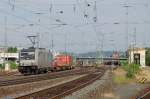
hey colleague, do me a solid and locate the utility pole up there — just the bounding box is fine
[123,3,132,61]
[51,33,54,56]
[93,1,102,65]
[64,32,68,65]
[4,16,8,70]
[4,16,8,53]
[133,27,137,49]
[65,32,67,55]
[123,5,131,50]
[133,27,137,62]
[101,33,104,64]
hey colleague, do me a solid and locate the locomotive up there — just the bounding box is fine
[18,47,53,74]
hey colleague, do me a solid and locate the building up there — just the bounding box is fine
[128,48,146,67]
[0,53,19,62]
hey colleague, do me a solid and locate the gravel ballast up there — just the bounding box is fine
[0,74,86,99]
[63,70,112,99]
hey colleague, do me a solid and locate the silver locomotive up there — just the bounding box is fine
[18,47,53,74]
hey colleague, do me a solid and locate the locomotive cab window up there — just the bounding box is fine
[20,50,35,60]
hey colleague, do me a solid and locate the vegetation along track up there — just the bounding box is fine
[16,68,106,99]
[0,67,96,87]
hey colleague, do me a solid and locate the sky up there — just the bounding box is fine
[0,0,150,53]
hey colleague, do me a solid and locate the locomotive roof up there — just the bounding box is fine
[21,47,47,52]
[21,48,35,52]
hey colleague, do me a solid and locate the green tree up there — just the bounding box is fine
[7,47,18,53]
[146,48,150,66]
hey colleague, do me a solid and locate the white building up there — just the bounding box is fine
[128,48,146,67]
[0,53,19,63]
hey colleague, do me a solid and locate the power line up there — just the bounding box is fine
[0,0,67,24]
[0,8,66,32]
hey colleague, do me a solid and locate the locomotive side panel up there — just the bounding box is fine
[37,49,52,69]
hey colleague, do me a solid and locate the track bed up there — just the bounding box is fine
[16,68,105,99]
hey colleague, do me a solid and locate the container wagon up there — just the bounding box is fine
[18,47,53,75]
[52,55,73,71]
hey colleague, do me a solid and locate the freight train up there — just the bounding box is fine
[18,47,74,75]
[52,55,73,71]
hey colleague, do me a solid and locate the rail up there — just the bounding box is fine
[15,68,105,99]
[0,67,95,87]
[135,87,150,99]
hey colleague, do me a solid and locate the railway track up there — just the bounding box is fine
[0,67,96,87]
[16,68,105,99]
[135,87,150,99]
[0,71,19,77]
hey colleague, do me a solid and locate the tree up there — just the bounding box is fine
[146,48,150,66]
[7,47,18,53]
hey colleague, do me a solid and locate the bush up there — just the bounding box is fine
[0,64,4,70]
[123,63,140,78]
[127,69,134,78]
[120,60,128,66]
[9,61,18,69]
[122,64,130,71]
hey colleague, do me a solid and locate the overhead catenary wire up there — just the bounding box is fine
[0,0,69,39]
[0,8,65,32]
[0,0,67,25]
[1,0,148,28]
[0,0,149,52]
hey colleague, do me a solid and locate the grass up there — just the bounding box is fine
[113,75,133,84]
[113,63,140,84]
[113,67,135,84]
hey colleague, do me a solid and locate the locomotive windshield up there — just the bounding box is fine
[20,49,35,60]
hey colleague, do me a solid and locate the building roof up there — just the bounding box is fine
[128,48,146,52]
